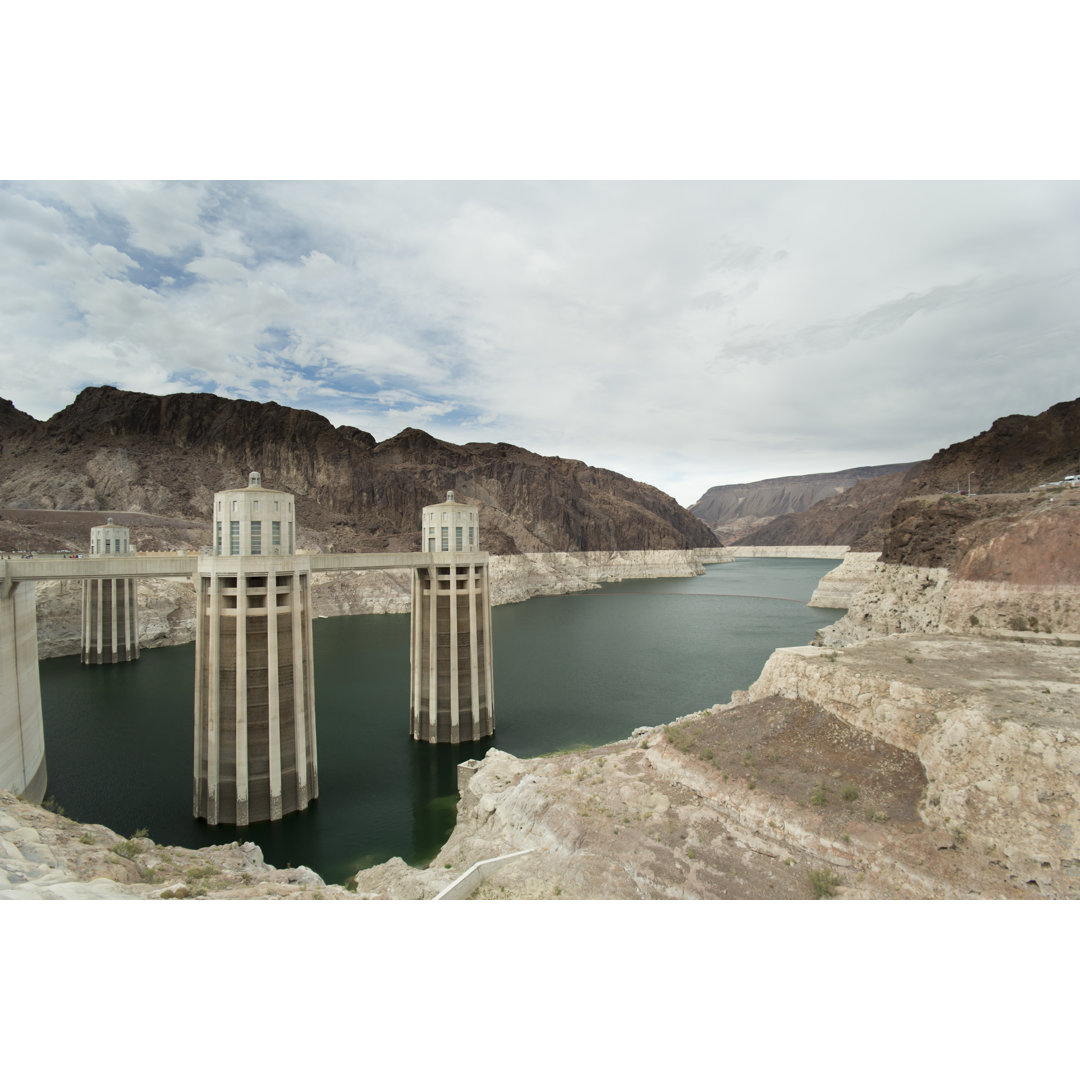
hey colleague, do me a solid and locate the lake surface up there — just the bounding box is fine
[39,557,843,884]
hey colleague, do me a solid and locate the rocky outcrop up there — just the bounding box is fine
[727,396,1080,550]
[902,396,1080,497]
[807,551,882,609]
[690,463,918,542]
[737,472,911,548]
[0,789,351,899]
[816,564,1080,648]
[817,491,1080,647]
[732,638,1080,896]
[0,387,719,557]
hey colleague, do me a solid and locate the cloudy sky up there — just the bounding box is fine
[1,179,1077,505]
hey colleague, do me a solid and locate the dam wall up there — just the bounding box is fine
[0,582,47,801]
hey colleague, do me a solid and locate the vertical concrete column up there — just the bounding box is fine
[267,572,282,821]
[109,579,118,660]
[299,571,318,800]
[123,579,135,660]
[449,557,460,743]
[206,574,222,824]
[410,569,423,736]
[468,563,481,729]
[481,562,495,727]
[0,580,48,802]
[81,580,92,661]
[192,575,206,818]
[289,571,308,811]
[95,578,104,660]
[427,567,438,741]
[234,576,250,826]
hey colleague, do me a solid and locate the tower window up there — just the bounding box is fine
[441,526,448,551]
[251,521,262,554]
[216,521,222,555]
[455,526,463,551]
[272,521,281,549]
[230,521,240,555]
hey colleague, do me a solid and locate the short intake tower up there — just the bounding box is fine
[410,491,494,743]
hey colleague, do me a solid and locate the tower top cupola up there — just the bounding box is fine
[212,471,295,556]
[89,519,133,556]
[421,491,479,553]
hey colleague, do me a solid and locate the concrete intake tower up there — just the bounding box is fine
[410,492,494,743]
[81,519,139,664]
[193,472,318,825]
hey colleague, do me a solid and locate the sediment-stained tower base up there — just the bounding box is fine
[410,559,494,743]
[81,577,139,663]
[193,555,318,825]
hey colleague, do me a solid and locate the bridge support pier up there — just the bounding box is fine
[0,580,47,802]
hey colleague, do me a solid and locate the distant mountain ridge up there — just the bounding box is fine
[737,396,1080,548]
[690,462,920,543]
[0,386,719,556]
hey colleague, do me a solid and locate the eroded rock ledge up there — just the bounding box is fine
[0,789,351,900]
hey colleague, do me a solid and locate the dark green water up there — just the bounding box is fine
[39,558,842,884]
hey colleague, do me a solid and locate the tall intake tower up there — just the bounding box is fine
[81,519,139,664]
[410,491,494,743]
[193,472,318,825]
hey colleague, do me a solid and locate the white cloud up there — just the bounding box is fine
[184,256,250,281]
[1,180,1078,505]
